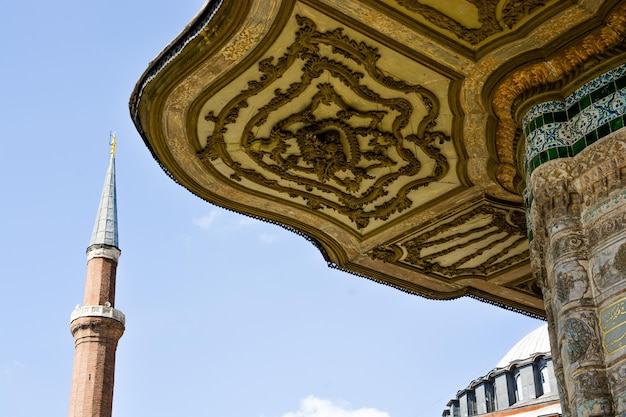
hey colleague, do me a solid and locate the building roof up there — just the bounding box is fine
[89,153,118,249]
[496,324,550,368]
[446,324,558,415]
[129,0,626,318]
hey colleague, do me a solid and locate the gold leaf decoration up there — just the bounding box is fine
[370,204,529,278]
[199,15,450,229]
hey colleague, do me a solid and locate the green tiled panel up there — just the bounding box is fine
[610,116,624,132]
[591,83,615,102]
[579,94,591,110]
[554,111,567,123]
[597,122,611,138]
[567,102,580,119]
[544,112,554,124]
[547,148,557,160]
[572,137,586,155]
[524,65,626,242]
[585,130,597,146]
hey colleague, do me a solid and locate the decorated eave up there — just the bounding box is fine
[130,0,626,318]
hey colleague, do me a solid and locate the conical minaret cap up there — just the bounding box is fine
[89,136,118,249]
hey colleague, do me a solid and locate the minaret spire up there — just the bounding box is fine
[69,134,125,417]
[89,132,118,248]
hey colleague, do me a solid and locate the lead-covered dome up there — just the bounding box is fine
[496,324,550,368]
[443,324,560,416]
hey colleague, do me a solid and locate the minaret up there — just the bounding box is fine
[69,133,125,417]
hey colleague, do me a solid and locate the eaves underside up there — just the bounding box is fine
[128,0,626,319]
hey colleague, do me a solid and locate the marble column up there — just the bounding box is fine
[525,64,626,416]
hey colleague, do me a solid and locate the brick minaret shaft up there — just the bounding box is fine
[69,136,125,417]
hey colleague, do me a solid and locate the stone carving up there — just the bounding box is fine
[592,244,626,291]
[574,395,613,417]
[617,392,626,417]
[527,160,582,240]
[583,190,626,224]
[550,233,585,261]
[563,317,593,364]
[555,268,588,304]
[529,240,548,290]
[526,110,626,411]
[394,0,547,45]
[614,242,626,274]
[69,316,125,339]
[609,364,626,389]
[574,370,612,416]
[575,370,606,394]
[200,15,450,229]
[572,131,626,175]
[556,382,571,417]
[583,313,605,364]
[575,135,626,226]
[529,159,573,202]
[587,211,626,248]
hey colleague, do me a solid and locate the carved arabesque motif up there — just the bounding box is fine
[200,15,450,229]
[222,24,265,61]
[564,317,593,364]
[588,211,626,248]
[526,131,626,411]
[555,268,588,304]
[614,242,626,274]
[572,368,613,417]
[510,276,542,297]
[593,243,626,291]
[370,204,529,278]
[394,0,547,45]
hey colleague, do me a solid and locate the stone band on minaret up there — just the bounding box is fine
[69,135,125,417]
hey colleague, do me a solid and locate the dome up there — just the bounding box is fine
[496,324,550,368]
[443,323,560,417]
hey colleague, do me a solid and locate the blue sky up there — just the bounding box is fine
[0,2,543,417]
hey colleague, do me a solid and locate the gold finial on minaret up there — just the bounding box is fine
[69,130,124,417]
[110,131,117,156]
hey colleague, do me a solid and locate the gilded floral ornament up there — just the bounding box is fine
[394,0,548,45]
[222,25,265,61]
[199,15,450,229]
[369,203,529,278]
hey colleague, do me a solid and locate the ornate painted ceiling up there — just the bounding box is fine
[130,0,626,318]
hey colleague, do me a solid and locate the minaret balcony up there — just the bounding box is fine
[70,304,125,325]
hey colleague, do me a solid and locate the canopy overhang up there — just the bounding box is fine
[130,0,626,318]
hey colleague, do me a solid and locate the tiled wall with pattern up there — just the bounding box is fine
[523,63,626,242]
[524,64,626,175]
